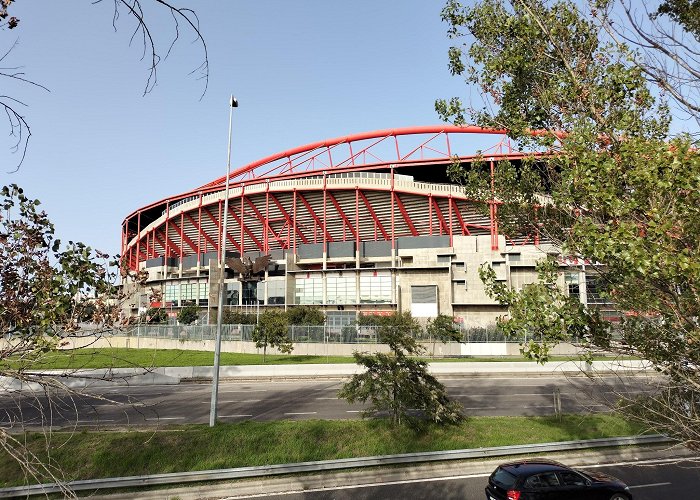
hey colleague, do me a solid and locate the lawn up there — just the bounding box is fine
[14,347,615,370]
[0,414,645,487]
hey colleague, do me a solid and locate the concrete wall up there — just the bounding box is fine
[55,335,583,357]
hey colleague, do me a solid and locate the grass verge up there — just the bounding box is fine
[0,414,644,487]
[16,348,621,370]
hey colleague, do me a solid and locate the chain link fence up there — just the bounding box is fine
[121,324,529,344]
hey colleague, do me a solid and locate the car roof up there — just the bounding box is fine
[498,460,572,477]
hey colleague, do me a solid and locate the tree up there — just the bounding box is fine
[1,0,208,169]
[143,306,167,324]
[222,309,256,325]
[339,312,463,427]
[438,0,700,450]
[177,304,199,325]
[0,184,129,492]
[426,314,463,357]
[252,310,292,362]
[286,305,325,326]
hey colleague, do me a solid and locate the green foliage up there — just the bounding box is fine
[144,307,168,325]
[339,312,462,427]
[0,414,643,487]
[0,185,118,339]
[286,305,325,326]
[427,314,463,357]
[222,310,256,324]
[177,304,199,325]
[252,310,292,362]
[439,0,700,448]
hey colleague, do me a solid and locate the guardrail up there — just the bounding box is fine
[0,435,673,498]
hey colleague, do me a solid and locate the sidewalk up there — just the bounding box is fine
[1,359,650,391]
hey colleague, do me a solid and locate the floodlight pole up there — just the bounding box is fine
[210,95,238,427]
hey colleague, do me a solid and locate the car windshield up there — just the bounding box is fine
[492,468,517,489]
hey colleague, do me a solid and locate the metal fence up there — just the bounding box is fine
[122,324,523,344]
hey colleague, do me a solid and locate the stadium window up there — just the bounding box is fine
[359,272,391,304]
[267,279,286,305]
[199,283,209,306]
[327,274,356,304]
[295,275,323,305]
[165,284,179,304]
[565,272,580,300]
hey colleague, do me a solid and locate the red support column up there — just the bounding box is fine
[240,184,245,256]
[490,159,499,250]
[390,167,395,250]
[448,193,453,246]
[197,193,202,266]
[355,186,360,249]
[165,202,170,261]
[293,189,297,256]
[265,181,270,253]
[322,172,327,252]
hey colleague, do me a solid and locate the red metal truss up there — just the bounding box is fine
[327,192,358,241]
[394,194,419,237]
[121,126,555,270]
[297,193,333,243]
[358,191,390,240]
[269,193,308,245]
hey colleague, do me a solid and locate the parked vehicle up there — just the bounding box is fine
[485,459,632,500]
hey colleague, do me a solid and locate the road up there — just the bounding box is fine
[223,459,699,500]
[1,374,655,429]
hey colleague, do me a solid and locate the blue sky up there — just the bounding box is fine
[2,1,469,255]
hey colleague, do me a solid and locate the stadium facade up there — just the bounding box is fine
[120,126,602,328]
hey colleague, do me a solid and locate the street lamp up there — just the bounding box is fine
[210,95,238,427]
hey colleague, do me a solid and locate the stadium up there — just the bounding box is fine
[120,125,597,330]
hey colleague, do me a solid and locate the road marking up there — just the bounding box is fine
[315,397,339,400]
[628,482,672,489]
[462,406,497,410]
[145,417,184,420]
[220,389,268,393]
[284,412,317,415]
[346,410,362,413]
[453,393,566,397]
[220,471,492,498]
[77,419,115,423]
[219,414,253,418]
[219,400,261,403]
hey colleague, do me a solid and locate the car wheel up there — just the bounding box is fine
[609,494,629,500]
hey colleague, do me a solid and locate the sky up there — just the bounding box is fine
[2,1,470,255]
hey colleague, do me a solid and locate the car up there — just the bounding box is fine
[484,459,632,500]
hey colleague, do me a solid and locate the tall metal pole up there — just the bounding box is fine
[210,95,238,427]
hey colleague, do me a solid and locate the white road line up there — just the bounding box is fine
[284,412,317,415]
[452,393,565,397]
[219,414,253,418]
[222,458,687,499]
[628,482,672,489]
[315,397,339,400]
[220,471,492,499]
[145,417,184,420]
[219,389,268,393]
[346,410,362,413]
[77,419,114,423]
[463,407,497,410]
[219,400,261,403]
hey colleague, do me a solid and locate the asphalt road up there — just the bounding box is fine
[1,374,655,429]
[227,459,699,500]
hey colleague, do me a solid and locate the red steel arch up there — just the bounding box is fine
[121,125,537,270]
